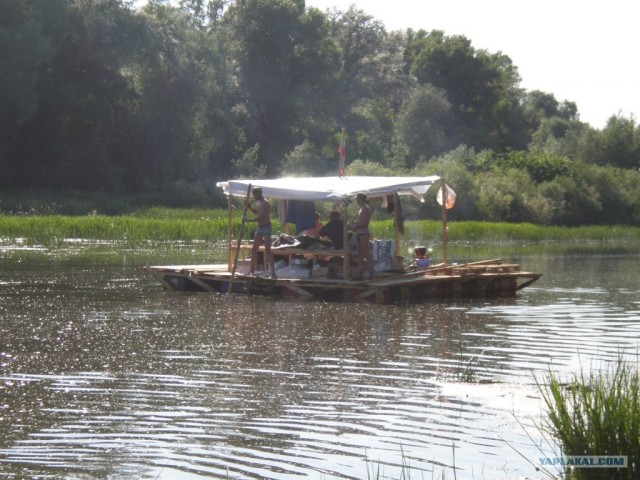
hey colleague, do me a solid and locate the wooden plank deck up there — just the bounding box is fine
[147,261,534,285]
[144,258,542,300]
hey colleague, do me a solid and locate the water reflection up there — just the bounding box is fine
[1,244,639,479]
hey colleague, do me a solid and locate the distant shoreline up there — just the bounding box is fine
[1,212,639,246]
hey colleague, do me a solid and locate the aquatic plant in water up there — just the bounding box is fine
[535,356,640,479]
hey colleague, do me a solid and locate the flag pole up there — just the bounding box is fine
[338,128,346,178]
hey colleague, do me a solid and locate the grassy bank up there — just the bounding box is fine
[2,190,640,245]
[0,211,228,244]
[2,210,640,246]
[381,219,640,244]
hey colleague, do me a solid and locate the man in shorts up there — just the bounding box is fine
[245,187,277,278]
[351,193,373,280]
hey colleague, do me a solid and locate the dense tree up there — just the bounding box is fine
[328,6,387,110]
[136,0,230,188]
[0,0,62,185]
[221,0,338,175]
[523,90,578,124]
[1,0,639,225]
[12,0,145,190]
[488,150,572,183]
[394,84,453,165]
[590,115,640,169]
[178,0,229,29]
[404,29,526,152]
[325,7,413,164]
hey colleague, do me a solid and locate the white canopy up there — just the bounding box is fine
[216,176,441,202]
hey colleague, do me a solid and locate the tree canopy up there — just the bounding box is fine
[1,0,639,226]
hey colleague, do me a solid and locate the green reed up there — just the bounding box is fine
[535,357,640,479]
[440,221,640,243]
[389,219,640,245]
[0,214,231,244]
[132,207,230,220]
[2,209,640,246]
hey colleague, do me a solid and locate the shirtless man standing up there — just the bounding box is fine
[245,187,277,278]
[351,193,373,280]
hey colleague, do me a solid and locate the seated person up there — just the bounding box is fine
[415,246,431,268]
[318,211,344,249]
[303,212,323,237]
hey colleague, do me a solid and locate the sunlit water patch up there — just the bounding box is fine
[1,247,639,479]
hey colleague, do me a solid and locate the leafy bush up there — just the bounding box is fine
[486,150,572,183]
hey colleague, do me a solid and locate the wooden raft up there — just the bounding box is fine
[144,258,542,302]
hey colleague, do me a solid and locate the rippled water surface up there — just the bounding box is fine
[1,243,639,479]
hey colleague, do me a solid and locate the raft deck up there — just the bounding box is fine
[144,259,542,303]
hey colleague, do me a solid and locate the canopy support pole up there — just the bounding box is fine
[393,193,401,257]
[228,184,252,293]
[342,200,350,280]
[441,178,448,265]
[227,195,233,270]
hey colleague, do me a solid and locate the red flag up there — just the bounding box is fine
[337,128,346,177]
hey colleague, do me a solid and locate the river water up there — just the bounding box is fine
[1,241,639,479]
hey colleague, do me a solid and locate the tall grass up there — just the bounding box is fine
[2,208,640,246]
[441,221,640,243]
[535,357,640,479]
[365,219,640,246]
[0,214,231,244]
[2,190,640,244]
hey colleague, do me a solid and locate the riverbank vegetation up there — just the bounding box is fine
[536,357,640,479]
[2,207,640,247]
[2,1,640,227]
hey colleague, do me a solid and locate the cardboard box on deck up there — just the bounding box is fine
[311,266,329,277]
[392,256,405,271]
[235,260,251,274]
